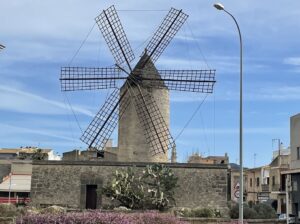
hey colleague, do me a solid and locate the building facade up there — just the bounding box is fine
[0,161,32,204]
[284,113,300,221]
[0,147,61,161]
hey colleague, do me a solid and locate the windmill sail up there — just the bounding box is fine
[80,88,130,150]
[130,85,174,155]
[60,67,123,91]
[143,69,216,93]
[142,8,188,65]
[95,5,135,70]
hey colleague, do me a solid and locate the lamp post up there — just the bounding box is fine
[213,3,243,223]
[8,173,12,203]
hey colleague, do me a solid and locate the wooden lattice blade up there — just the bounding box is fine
[95,5,135,69]
[142,69,216,93]
[129,85,174,156]
[80,88,130,151]
[141,8,188,65]
[60,67,125,91]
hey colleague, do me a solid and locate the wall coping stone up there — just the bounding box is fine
[33,160,228,169]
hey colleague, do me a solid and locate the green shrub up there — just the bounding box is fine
[192,208,214,217]
[179,207,215,218]
[178,208,192,217]
[102,167,145,209]
[253,203,277,219]
[142,164,178,211]
[0,203,18,217]
[229,202,277,219]
[243,206,258,219]
[103,164,178,210]
[229,203,257,219]
[229,203,239,219]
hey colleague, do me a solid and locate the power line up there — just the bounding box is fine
[186,21,211,70]
[117,9,169,12]
[62,22,97,136]
[68,22,96,66]
[63,93,83,134]
[174,93,208,141]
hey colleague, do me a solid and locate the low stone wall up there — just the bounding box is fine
[180,218,285,224]
[31,161,228,214]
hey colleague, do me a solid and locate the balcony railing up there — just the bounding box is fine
[261,184,269,192]
[0,197,30,204]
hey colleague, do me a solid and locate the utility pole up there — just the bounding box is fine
[286,175,289,224]
[8,173,12,203]
[214,4,244,222]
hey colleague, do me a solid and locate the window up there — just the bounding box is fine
[250,178,252,187]
[267,177,270,185]
[256,177,260,187]
[293,180,298,191]
[281,175,286,191]
[297,147,300,160]
[272,176,275,186]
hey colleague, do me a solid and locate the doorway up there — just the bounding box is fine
[86,185,97,209]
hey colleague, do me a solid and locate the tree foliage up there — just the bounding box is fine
[18,148,47,161]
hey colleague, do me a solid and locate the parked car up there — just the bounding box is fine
[278,214,296,223]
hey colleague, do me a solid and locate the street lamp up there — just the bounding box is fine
[214,3,244,223]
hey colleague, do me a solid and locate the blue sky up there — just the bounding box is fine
[1,0,300,167]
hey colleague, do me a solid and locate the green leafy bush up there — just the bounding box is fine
[243,206,258,219]
[179,207,216,218]
[253,203,277,219]
[0,203,18,217]
[142,164,178,210]
[191,208,214,217]
[229,202,277,219]
[103,164,178,210]
[102,167,145,209]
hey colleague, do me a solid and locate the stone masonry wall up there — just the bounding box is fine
[30,161,228,213]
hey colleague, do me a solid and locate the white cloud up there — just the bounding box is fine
[173,126,285,136]
[0,123,79,142]
[283,57,300,66]
[246,86,300,101]
[170,85,300,103]
[0,85,94,116]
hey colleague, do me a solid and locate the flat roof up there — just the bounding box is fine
[0,174,31,192]
[0,148,52,154]
[0,149,19,154]
[281,169,300,174]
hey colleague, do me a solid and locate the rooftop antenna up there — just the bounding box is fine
[272,138,281,156]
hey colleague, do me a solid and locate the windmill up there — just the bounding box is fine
[60,5,216,162]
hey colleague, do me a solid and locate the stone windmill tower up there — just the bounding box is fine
[118,54,170,162]
[60,6,216,162]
